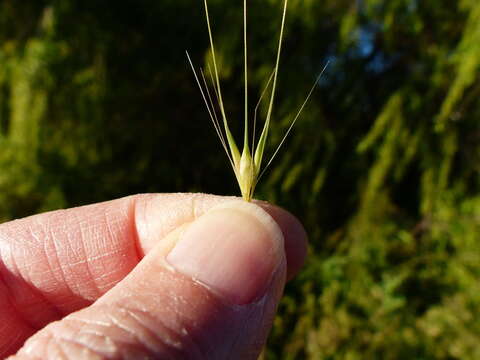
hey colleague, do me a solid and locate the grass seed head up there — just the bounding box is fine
[187,0,325,201]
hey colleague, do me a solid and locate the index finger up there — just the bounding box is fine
[0,193,307,357]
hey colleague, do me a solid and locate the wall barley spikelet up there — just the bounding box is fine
[187,0,326,201]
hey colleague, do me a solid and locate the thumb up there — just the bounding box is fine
[13,200,291,360]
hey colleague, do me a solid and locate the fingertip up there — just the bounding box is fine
[135,194,308,282]
[255,202,308,281]
[135,194,308,283]
[165,200,285,305]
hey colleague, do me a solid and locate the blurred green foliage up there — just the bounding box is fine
[1,0,480,358]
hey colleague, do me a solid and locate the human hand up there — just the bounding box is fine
[1,194,307,359]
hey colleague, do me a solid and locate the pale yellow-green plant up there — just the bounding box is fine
[187,0,326,201]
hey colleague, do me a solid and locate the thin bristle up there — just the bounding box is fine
[252,69,276,152]
[199,68,225,147]
[207,64,220,108]
[186,51,236,171]
[253,0,289,171]
[200,68,234,167]
[203,0,240,168]
[187,0,325,201]
[243,0,249,150]
[256,61,330,185]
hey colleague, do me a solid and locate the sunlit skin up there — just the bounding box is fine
[0,194,307,359]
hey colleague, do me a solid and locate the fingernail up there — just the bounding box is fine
[166,201,284,305]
